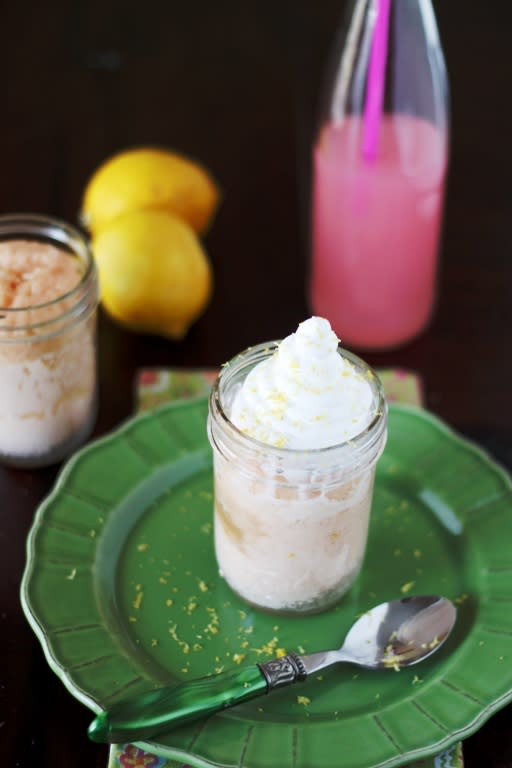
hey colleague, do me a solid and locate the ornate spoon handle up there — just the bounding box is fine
[88,653,308,744]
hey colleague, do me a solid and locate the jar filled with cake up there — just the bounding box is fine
[208,317,387,614]
[0,214,99,468]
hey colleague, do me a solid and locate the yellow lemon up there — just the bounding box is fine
[81,147,220,235]
[92,209,213,339]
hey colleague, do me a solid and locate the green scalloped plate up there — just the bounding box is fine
[21,400,512,768]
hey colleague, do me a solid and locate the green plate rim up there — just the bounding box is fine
[20,399,512,768]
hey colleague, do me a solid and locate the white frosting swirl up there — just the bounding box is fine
[230,317,374,449]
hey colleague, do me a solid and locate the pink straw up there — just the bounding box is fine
[362,0,391,162]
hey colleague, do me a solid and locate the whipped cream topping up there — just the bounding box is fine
[230,317,375,450]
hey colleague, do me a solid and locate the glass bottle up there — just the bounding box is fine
[310,0,449,350]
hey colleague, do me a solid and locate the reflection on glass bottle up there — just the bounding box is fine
[310,0,449,350]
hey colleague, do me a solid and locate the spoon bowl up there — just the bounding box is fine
[342,594,457,668]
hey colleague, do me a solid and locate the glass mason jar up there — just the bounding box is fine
[0,214,99,468]
[207,342,387,614]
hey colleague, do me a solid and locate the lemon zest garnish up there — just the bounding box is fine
[168,624,190,654]
[186,599,198,614]
[454,593,469,605]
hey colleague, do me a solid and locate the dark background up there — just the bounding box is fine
[2,1,512,765]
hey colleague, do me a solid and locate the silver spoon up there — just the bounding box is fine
[88,595,456,744]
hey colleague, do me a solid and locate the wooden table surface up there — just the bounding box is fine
[2,1,512,765]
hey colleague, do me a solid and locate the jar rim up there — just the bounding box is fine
[209,340,387,460]
[0,213,97,337]
[0,213,95,316]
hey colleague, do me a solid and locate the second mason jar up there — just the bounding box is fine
[0,214,99,468]
[208,341,387,615]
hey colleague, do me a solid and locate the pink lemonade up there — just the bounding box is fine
[311,114,447,349]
